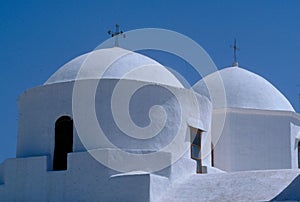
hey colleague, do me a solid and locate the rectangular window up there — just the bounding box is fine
[191,145,201,160]
[191,129,203,173]
[191,129,202,160]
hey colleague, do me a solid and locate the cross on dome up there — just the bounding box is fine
[108,24,125,47]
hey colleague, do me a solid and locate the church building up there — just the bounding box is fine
[1,41,300,201]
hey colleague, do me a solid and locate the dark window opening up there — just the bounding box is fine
[298,141,300,169]
[211,143,214,167]
[191,129,203,173]
[53,116,73,171]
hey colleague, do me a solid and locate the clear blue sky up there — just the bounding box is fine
[0,0,299,163]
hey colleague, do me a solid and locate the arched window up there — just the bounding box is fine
[53,116,73,171]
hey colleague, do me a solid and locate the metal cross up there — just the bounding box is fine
[108,24,125,47]
[230,39,239,66]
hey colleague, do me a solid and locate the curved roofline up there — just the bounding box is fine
[193,66,295,112]
[44,47,184,88]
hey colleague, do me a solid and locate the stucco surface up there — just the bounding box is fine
[193,66,295,112]
[17,79,211,162]
[0,150,195,202]
[160,169,300,202]
[45,47,183,88]
[211,108,300,172]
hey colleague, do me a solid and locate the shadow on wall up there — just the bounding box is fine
[271,174,300,201]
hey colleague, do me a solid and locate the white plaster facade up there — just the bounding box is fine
[193,66,300,173]
[1,48,300,201]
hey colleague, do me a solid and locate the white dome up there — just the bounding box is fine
[45,47,183,88]
[193,66,294,112]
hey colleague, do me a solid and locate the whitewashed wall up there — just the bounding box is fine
[213,108,300,172]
